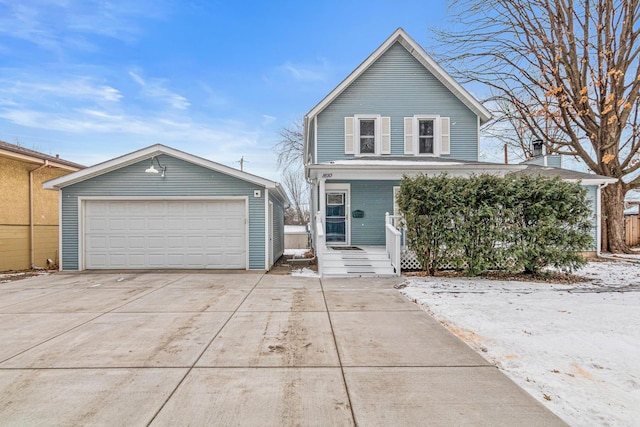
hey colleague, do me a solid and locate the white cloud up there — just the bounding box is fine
[0,77,123,103]
[129,70,190,110]
[279,60,330,82]
[262,114,277,126]
[0,0,167,52]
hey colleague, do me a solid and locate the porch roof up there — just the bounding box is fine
[512,164,618,185]
[307,157,525,180]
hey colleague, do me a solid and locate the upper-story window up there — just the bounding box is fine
[404,115,450,156]
[359,119,376,154]
[344,115,448,156]
[418,119,435,154]
[345,115,390,156]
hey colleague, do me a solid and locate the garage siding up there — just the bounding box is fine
[269,190,286,264]
[60,155,266,270]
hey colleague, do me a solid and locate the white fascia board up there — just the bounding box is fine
[307,163,525,181]
[304,28,491,124]
[396,35,492,124]
[43,144,280,190]
[565,178,619,185]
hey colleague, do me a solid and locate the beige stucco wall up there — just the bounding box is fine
[0,157,74,270]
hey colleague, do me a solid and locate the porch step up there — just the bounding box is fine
[323,266,396,277]
[323,253,391,261]
[321,247,397,277]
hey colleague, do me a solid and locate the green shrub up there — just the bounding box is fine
[397,174,592,276]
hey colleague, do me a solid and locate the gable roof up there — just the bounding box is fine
[0,140,85,170]
[304,28,492,124]
[43,144,289,202]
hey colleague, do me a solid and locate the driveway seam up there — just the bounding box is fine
[0,274,189,365]
[320,278,358,427]
[145,273,266,426]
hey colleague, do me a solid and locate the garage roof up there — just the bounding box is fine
[43,144,289,202]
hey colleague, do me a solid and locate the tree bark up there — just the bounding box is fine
[602,182,630,253]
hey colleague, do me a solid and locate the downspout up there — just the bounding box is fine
[29,160,49,269]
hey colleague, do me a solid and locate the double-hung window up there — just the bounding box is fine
[404,115,450,156]
[344,115,391,155]
[359,118,376,154]
[418,118,435,154]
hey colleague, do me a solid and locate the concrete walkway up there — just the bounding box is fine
[0,272,565,426]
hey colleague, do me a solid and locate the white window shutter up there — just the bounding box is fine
[344,117,355,154]
[404,117,414,154]
[381,117,391,154]
[440,117,450,155]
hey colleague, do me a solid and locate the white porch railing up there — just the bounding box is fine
[385,212,402,276]
[315,210,324,276]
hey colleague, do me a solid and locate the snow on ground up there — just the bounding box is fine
[0,271,49,283]
[290,267,319,277]
[401,260,640,427]
[283,249,309,257]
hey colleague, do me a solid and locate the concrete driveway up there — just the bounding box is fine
[0,272,564,426]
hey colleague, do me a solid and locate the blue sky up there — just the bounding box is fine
[0,0,490,180]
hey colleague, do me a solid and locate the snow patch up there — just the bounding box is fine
[400,260,640,426]
[290,267,320,277]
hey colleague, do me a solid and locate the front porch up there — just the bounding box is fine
[321,246,395,277]
[315,213,409,277]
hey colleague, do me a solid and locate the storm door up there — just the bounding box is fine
[326,192,348,244]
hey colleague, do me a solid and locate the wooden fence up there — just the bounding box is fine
[626,215,639,247]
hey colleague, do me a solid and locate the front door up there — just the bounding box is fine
[326,191,348,244]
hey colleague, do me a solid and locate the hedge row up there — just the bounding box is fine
[396,174,593,276]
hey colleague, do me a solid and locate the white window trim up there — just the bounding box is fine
[354,114,381,156]
[413,114,441,157]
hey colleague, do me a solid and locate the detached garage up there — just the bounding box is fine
[44,144,289,271]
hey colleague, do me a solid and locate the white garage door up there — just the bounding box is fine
[84,200,246,269]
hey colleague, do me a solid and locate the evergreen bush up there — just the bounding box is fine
[397,174,592,276]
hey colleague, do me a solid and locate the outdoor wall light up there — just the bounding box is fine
[145,156,166,177]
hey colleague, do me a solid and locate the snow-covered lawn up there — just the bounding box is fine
[401,260,640,426]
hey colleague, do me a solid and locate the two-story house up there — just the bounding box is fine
[304,28,615,277]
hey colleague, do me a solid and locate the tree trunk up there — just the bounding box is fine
[601,182,630,254]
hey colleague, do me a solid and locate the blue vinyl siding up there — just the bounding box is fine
[269,190,286,264]
[60,155,266,270]
[328,180,398,246]
[315,42,479,163]
[584,185,598,252]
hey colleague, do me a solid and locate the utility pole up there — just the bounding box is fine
[236,156,248,171]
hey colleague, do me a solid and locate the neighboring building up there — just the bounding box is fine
[44,144,289,271]
[624,190,640,214]
[0,141,84,271]
[303,28,615,277]
[624,190,639,247]
[284,225,309,250]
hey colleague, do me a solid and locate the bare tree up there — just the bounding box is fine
[274,120,304,172]
[485,99,572,161]
[282,168,310,225]
[274,120,309,224]
[435,0,640,253]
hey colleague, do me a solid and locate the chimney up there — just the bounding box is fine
[532,140,543,157]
